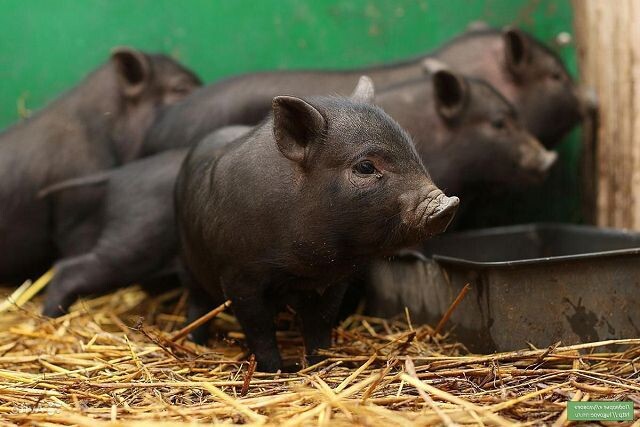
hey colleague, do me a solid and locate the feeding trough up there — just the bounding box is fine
[367,223,640,352]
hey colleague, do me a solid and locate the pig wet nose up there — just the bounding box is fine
[425,195,459,235]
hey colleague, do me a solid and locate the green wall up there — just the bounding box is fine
[0,0,580,225]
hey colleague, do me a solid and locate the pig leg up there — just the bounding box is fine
[43,248,178,318]
[43,253,115,317]
[43,165,180,317]
[185,283,218,344]
[43,222,177,317]
[297,282,349,365]
[224,281,281,372]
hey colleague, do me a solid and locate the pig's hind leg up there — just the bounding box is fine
[43,253,116,317]
[43,249,175,317]
[184,281,219,344]
[42,217,177,317]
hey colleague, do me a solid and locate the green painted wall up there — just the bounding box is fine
[0,0,580,225]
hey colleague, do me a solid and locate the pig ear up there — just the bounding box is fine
[432,69,469,121]
[111,47,151,98]
[423,60,469,118]
[350,76,375,104]
[503,27,531,75]
[272,96,326,163]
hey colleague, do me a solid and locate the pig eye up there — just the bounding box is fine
[550,71,563,81]
[171,85,191,95]
[354,160,377,175]
[491,118,506,130]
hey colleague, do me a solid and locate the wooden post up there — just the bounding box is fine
[573,0,640,229]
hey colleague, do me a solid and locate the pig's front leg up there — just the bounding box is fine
[224,281,281,372]
[297,282,349,365]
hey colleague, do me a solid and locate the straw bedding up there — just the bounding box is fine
[0,279,638,426]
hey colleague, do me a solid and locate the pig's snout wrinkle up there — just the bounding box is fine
[400,187,459,238]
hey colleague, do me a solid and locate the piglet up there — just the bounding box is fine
[0,47,200,283]
[176,77,459,371]
[38,126,250,317]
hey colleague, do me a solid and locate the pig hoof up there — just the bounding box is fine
[281,362,302,373]
[306,354,327,367]
[42,303,67,318]
[256,357,283,373]
[187,328,210,345]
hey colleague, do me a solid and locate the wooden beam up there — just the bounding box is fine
[573,0,640,228]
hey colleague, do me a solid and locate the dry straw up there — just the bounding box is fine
[0,278,638,426]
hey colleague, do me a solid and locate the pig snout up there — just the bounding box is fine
[399,185,460,238]
[429,194,460,232]
[576,86,599,118]
[540,150,558,172]
[519,136,558,180]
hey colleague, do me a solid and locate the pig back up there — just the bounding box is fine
[142,59,430,157]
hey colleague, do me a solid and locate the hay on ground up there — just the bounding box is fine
[0,282,638,426]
